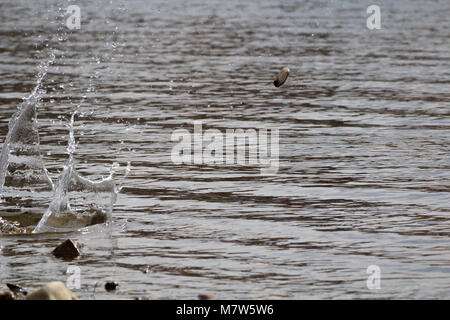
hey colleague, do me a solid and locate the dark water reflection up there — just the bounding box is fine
[0,0,449,299]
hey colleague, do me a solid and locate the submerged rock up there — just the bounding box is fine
[0,217,27,234]
[51,239,82,260]
[88,209,108,226]
[39,207,109,232]
[273,66,290,87]
[33,168,116,233]
[26,281,77,300]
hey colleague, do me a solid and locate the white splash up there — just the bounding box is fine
[0,53,55,201]
[0,51,128,234]
[33,111,120,233]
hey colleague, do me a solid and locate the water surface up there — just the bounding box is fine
[0,0,449,299]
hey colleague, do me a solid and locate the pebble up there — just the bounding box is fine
[273,67,290,87]
[105,281,119,292]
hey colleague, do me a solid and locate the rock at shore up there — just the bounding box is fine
[0,290,15,300]
[52,239,82,260]
[26,281,77,300]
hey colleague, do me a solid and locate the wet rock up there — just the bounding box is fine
[273,67,290,87]
[52,239,82,260]
[6,283,27,296]
[0,290,15,300]
[105,281,119,292]
[26,281,77,300]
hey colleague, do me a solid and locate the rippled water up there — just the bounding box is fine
[0,0,449,299]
